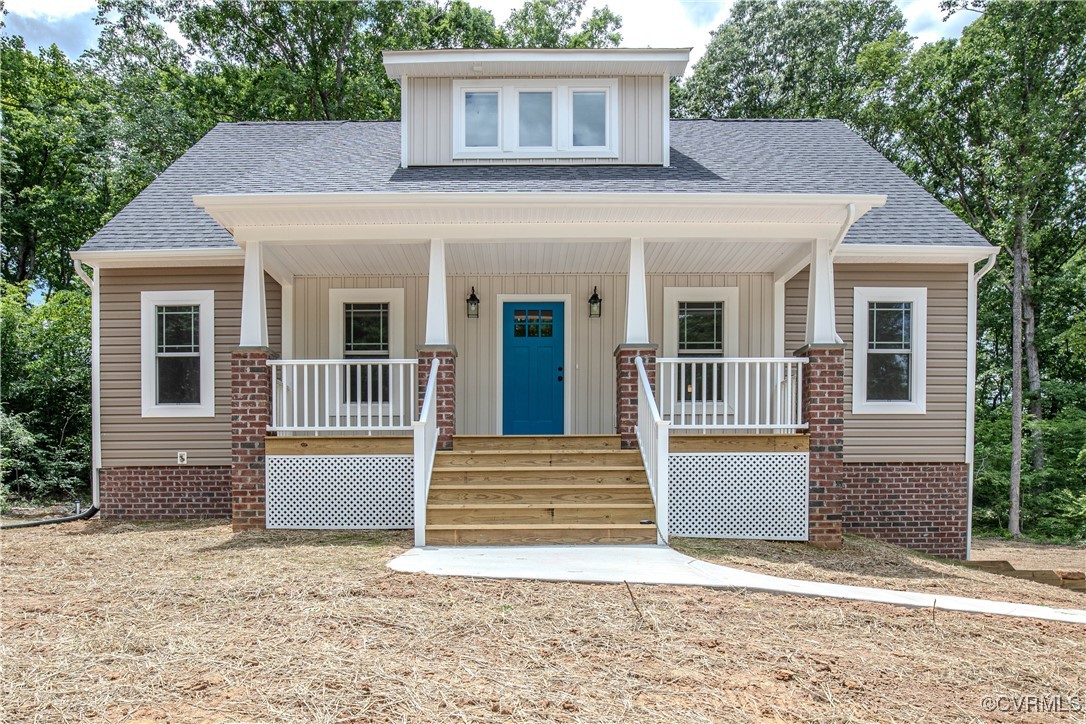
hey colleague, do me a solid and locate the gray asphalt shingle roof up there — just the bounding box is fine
[79,119,989,252]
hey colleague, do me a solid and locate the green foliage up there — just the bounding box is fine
[681,0,906,141]
[503,0,621,48]
[0,36,115,292]
[0,281,92,502]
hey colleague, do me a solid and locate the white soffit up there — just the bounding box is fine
[382,48,691,80]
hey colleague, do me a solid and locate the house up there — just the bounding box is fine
[71,47,997,558]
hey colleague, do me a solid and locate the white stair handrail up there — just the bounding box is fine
[412,357,441,547]
[634,356,669,545]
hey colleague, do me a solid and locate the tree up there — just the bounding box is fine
[0,281,92,501]
[865,0,1086,536]
[0,35,114,292]
[681,0,906,141]
[503,0,621,48]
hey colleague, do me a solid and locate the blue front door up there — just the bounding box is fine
[503,302,564,435]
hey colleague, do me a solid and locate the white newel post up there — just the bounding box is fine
[240,240,268,348]
[805,238,838,346]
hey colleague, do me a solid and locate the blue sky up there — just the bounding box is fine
[5,0,976,70]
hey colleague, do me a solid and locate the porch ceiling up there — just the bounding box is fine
[263,238,810,277]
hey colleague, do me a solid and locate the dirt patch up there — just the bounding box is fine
[971,538,1086,573]
[3,521,1084,722]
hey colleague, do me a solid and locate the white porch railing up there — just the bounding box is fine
[656,357,807,432]
[635,356,670,545]
[268,359,419,433]
[412,358,441,547]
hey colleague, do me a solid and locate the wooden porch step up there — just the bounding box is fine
[428,485,653,505]
[425,523,658,546]
[430,467,647,485]
[427,503,656,526]
[453,435,621,451]
[435,450,643,467]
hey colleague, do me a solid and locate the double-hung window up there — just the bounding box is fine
[663,287,740,404]
[140,290,215,417]
[453,79,618,159]
[852,287,927,414]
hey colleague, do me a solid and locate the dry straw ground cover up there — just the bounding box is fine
[2,520,1084,722]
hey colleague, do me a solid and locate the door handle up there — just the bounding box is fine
[557,376,564,382]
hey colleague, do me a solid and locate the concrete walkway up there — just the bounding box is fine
[388,545,1086,625]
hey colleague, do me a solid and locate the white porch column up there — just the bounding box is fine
[424,239,449,345]
[804,238,839,346]
[239,240,268,347]
[625,237,649,344]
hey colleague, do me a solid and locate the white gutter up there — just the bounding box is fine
[72,260,101,509]
[829,202,857,255]
[965,251,999,560]
[193,191,888,210]
[70,247,243,267]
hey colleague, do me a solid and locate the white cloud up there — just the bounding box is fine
[4,0,97,22]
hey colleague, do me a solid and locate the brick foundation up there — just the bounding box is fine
[842,462,970,559]
[99,466,231,520]
[232,347,276,531]
[418,345,457,451]
[799,345,845,548]
[614,345,657,450]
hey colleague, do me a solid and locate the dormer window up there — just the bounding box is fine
[453,79,618,160]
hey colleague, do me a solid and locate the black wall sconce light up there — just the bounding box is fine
[588,286,602,318]
[466,286,480,318]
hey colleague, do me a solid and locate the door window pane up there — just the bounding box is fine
[519,91,552,147]
[677,301,725,400]
[866,301,912,401]
[155,305,200,404]
[572,91,606,147]
[465,92,499,147]
[344,303,390,402]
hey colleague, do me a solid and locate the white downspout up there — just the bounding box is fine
[966,251,998,559]
[73,260,101,509]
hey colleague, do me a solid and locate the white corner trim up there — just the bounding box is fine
[73,261,101,506]
[851,286,927,415]
[328,288,405,359]
[494,294,573,435]
[662,287,741,357]
[140,290,216,418]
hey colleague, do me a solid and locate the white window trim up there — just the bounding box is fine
[662,287,740,358]
[328,288,405,360]
[662,287,740,417]
[140,290,215,418]
[852,286,927,415]
[328,288,406,418]
[452,78,619,160]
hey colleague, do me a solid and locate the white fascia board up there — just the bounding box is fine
[835,243,997,263]
[70,247,243,267]
[193,191,887,210]
[382,47,692,80]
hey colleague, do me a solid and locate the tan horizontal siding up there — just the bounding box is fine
[293,273,773,436]
[99,267,281,467]
[785,264,970,463]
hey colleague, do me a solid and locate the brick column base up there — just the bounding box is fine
[614,344,657,450]
[798,344,845,548]
[418,345,457,451]
[231,347,277,531]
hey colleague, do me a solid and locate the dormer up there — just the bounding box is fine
[382,48,690,168]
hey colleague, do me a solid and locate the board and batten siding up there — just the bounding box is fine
[784,264,970,463]
[405,76,667,166]
[99,267,281,467]
[292,273,773,435]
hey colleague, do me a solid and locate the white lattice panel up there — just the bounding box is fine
[266,455,413,529]
[668,453,808,540]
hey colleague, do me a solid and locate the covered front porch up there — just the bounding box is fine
[202,191,884,543]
